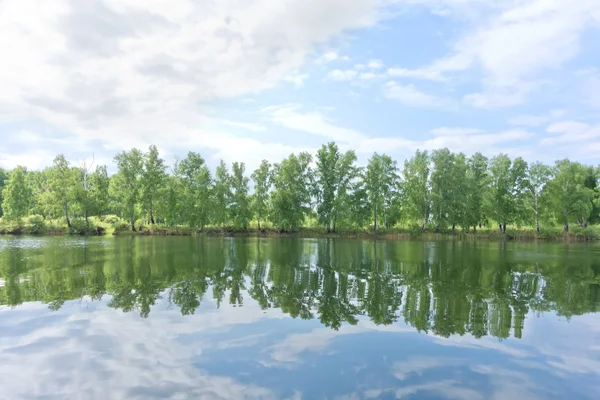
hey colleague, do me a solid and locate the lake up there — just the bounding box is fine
[0,237,599,399]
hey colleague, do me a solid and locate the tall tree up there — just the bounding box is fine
[364,153,398,231]
[0,168,7,217]
[230,162,251,229]
[90,165,110,218]
[486,154,528,233]
[112,149,144,231]
[403,150,431,230]
[141,145,167,224]
[251,160,272,231]
[75,158,96,226]
[1,166,31,222]
[315,142,358,232]
[465,153,488,232]
[524,162,552,232]
[48,154,76,227]
[175,152,212,230]
[270,152,313,232]
[548,160,595,232]
[431,148,457,232]
[212,160,232,227]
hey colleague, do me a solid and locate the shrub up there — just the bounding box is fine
[0,218,21,234]
[68,218,96,235]
[24,215,47,234]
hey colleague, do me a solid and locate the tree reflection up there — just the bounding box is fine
[1,238,599,339]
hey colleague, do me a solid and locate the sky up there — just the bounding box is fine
[0,0,599,173]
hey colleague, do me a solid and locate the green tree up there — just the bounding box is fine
[315,142,358,232]
[430,149,467,231]
[112,149,144,231]
[1,166,31,222]
[141,145,167,224]
[465,153,488,232]
[524,162,552,232]
[48,154,76,227]
[364,153,398,231]
[548,160,595,232]
[230,162,251,229]
[0,168,7,217]
[270,152,313,232]
[175,152,212,229]
[212,160,232,227]
[251,160,272,230]
[486,154,528,233]
[403,150,431,230]
[90,166,110,218]
[75,158,96,226]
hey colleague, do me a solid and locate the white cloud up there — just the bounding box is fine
[383,81,449,108]
[430,127,484,136]
[317,51,340,64]
[262,104,366,144]
[0,0,395,169]
[327,69,359,81]
[389,0,600,108]
[387,67,445,81]
[367,59,384,69]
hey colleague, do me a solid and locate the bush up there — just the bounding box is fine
[0,217,21,234]
[24,215,47,234]
[68,218,96,235]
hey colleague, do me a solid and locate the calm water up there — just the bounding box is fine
[0,237,599,399]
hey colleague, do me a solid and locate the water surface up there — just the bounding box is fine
[1,237,599,399]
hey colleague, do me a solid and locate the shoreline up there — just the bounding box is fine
[1,227,598,242]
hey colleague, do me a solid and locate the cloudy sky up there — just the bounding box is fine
[1,0,599,172]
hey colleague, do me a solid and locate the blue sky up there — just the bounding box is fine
[0,0,599,173]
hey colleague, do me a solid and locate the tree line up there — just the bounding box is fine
[1,142,599,233]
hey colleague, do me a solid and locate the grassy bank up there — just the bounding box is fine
[1,215,600,242]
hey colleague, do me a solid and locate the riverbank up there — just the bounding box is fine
[1,215,599,242]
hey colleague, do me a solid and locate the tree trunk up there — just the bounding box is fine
[150,207,155,225]
[452,224,456,231]
[374,203,378,232]
[130,212,136,232]
[435,225,439,233]
[85,210,89,227]
[422,216,427,232]
[564,222,569,232]
[327,215,331,233]
[65,203,71,228]
[499,223,502,233]
[502,223,506,234]
[535,214,539,233]
[583,218,588,228]
[257,213,261,231]
[473,224,477,233]
[333,214,337,233]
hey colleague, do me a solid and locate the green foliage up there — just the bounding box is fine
[0,168,7,217]
[141,145,167,224]
[1,142,600,239]
[212,160,232,227]
[365,153,399,231]
[1,166,32,222]
[251,160,272,230]
[403,150,430,230]
[270,152,313,232]
[547,159,595,231]
[175,152,212,229]
[112,148,144,231]
[68,217,96,235]
[25,215,47,234]
[230,162,251,229]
